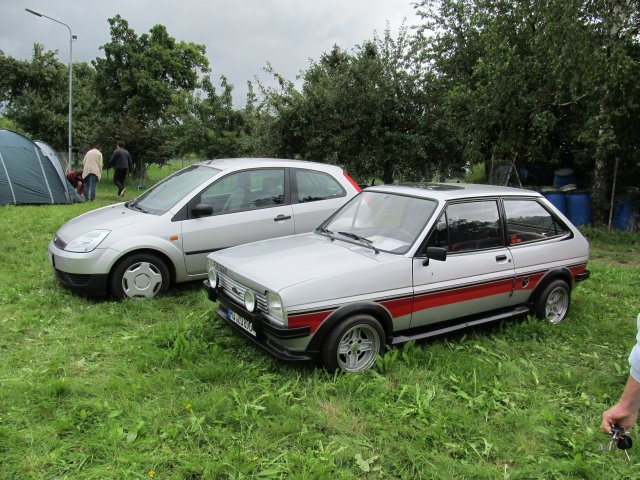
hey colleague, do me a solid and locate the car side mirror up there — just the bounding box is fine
[192,203,214,217]
[422,246,447,266]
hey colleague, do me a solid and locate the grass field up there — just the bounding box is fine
[1,167,640,479]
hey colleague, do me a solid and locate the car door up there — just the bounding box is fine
[180,168,294,275]
[410,199,516,329]
[290,168,350,233]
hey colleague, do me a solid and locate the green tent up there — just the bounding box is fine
[0,129,80,205]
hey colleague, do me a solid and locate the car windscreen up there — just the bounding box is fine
[323,191,438,254]
[129,165,221,215]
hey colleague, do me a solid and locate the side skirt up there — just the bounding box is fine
[391,306,530,345]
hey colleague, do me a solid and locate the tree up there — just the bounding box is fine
[165,76,246,159]
[1,45,72,151]
[414,0,640,222]
[253,26,455,184]
[93,15,210,168]
[0,46,100,157]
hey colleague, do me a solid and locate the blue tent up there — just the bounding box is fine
[0,129,80,205]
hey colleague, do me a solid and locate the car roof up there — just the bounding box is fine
[364,182,542,200]
[195,158,345,173]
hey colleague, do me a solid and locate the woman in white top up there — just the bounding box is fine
[82,146,103,201]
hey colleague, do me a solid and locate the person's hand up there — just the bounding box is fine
[602,402,639,433]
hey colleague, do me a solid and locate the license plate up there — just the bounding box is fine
[48,251,55,267]
[228,308,256,337]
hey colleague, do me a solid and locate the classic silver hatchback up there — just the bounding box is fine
[48,158,361,299]
[204,183,590,372]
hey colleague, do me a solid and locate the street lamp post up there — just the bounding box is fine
[25,8,77,166]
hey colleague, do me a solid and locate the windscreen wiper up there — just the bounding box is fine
[337,231,379,254]
[315,226,335,241]
[127,200,149,213]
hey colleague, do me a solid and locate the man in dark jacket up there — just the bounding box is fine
[110,140,131,197]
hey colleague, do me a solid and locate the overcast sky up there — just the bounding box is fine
[1,0,420,106]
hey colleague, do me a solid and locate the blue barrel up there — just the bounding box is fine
[566,191,591,226]
[544,191,568,216]
[613,195,634,231]
[553,168,575,187]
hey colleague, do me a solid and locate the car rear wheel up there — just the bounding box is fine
[110,253,170,300]
[534,279,571,324]
[322,314,385,373]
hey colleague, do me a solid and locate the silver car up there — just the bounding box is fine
[48,158,361,299]
[204,183,590,373]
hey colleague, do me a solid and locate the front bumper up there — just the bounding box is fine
[203,280,317,363]
[48,241,113,297]
[53,267,109,297]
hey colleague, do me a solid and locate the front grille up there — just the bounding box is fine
[218,272,267,313]
[55,269,92,286]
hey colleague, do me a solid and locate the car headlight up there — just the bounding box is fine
[266,291,284,321]
[207,259,218,287]
[64,230,110,253]
[244,289,256,312]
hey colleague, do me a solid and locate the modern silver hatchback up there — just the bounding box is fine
[48,158,361,299]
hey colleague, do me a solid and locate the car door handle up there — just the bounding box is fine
[495,255,508,262]
[274,214,292,222]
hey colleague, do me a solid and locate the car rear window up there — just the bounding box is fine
[294,169,346,203]
[503,199,570,244]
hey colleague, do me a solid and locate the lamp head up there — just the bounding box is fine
[25,8,43,17]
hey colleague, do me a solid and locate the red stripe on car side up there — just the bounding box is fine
[411,278,514,312]
[288,310,333,333]
[380,296,414,318]
[570,264,587,278]
[515,272,544,291]
[285,264,588,332]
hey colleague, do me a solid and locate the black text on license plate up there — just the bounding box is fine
[228,308,256,336]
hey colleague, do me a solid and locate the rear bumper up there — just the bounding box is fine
[575,270,590,282]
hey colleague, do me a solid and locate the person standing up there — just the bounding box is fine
[110,140,131,197]
[82,145,103,201]
[602,313,640,434]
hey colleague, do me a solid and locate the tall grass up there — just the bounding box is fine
[1,166,639,478]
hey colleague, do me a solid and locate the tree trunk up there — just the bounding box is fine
[591,147,609,226]
[382,161,394,184]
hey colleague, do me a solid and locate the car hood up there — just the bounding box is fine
[210,233,411,303]
[55,203,151,242]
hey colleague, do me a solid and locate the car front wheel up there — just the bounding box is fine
[534,279,571,324]
[110,253,170,300]
[322,314,385,373]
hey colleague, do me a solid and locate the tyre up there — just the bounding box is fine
[110,253,170,300]
[321,314,385,373]
[534,279,571,324]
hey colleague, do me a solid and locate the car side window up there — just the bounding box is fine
[427,200,503,252]
[427,213,449,248]
[503,199,569,244]
[199,169,285,214]
[294,169,345,203]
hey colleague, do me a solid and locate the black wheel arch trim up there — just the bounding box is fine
[529,267,573,305]
[306,301,394,353]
